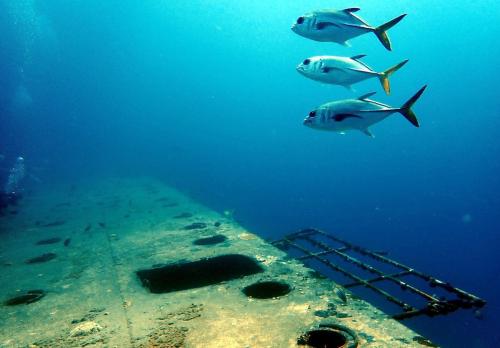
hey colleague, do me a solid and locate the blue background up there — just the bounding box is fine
[1,1,499,346]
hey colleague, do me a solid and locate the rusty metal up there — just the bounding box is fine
[271,228,486,320]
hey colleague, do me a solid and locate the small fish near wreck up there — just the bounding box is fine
[334,286,348,304]
[25,252,57,264]
[303,85,427,137]
[291,7,406,50]
[35,237,62,245]
[3,290,46,306]
[37,220,66,228]
[183,222,207,230]
[174,212,193,219]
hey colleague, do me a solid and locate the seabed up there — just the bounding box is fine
[0,178,433,347]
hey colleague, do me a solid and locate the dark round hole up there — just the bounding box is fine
[298,329,347,348]
[242,281,291,299]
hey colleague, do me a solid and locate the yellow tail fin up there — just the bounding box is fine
[399,85,427,127]
[374,14,406,51]
[378,59,409,95]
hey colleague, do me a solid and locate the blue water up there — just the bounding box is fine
[1,1,499,346]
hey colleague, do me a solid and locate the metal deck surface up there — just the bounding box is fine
[0,178,433,347]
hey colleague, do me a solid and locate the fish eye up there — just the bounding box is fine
[297,16,304,24]
[309,111,316,117]
[303,59,310,65]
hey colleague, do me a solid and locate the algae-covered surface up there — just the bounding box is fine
[0,178,435,347]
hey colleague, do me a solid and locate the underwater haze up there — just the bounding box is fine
[1,0,499,347]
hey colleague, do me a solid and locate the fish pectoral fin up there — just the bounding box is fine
[361,128,375,138]
[333,113,363,122]
[321,66,342,74]
[316,22,341,30]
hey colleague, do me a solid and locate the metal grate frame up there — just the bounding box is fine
[271,228,486,320]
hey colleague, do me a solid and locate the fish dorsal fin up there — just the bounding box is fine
[351,54,367,61]
[343,7,360,13]
[340,8,370,26]
[358,92,377,100]
[349,55,374,71]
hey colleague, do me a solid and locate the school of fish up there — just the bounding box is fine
[292,7,427,137]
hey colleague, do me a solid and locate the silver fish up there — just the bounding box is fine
[297,55,408,95]
[303,86,427,137]
[334,286,348,304]
[291,8,406,51]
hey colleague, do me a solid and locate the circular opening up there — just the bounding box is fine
[242,281,291,299]
[298,329,347,348]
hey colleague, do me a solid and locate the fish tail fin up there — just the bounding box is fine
[374,14,406,51]
[398,85,427,127]
[379,59,409,95]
